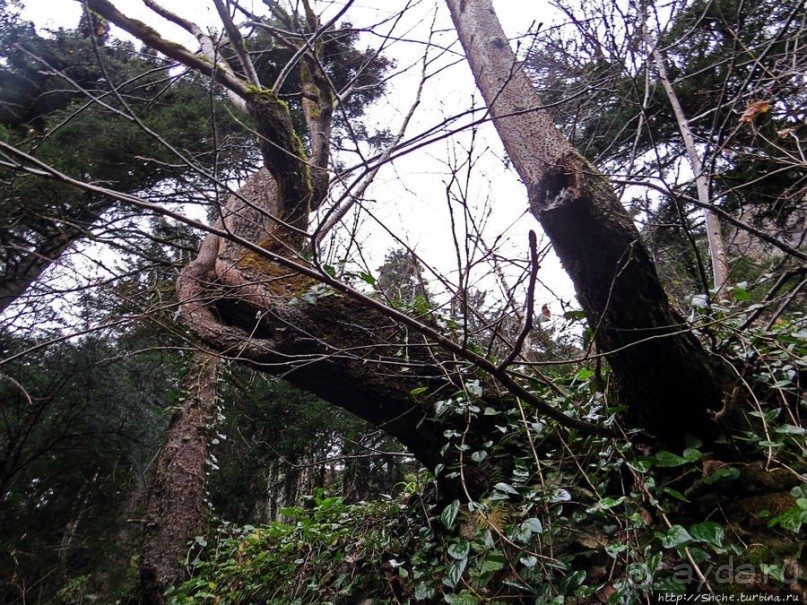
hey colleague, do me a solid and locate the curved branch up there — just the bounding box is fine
[84,0,251,98]
[141,0,248,112]
[0,141,612,447]
[212,0,262,87]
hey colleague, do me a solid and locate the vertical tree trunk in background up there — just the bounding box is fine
[646,26,730,295]
[139,352,219,605]
[446,0,727,445]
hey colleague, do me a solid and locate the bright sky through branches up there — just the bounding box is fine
[17,0,577,320]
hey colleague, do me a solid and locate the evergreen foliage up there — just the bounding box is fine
[0,0,804,603]
[168,310,807,603]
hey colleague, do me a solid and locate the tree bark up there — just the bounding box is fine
[86,0,725,500]
[139,351,219,605]
[173,170,546,498]
[445,0,727,445]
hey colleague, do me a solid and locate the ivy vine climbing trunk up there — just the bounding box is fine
[139,351,219,605]
[445,0,728,445]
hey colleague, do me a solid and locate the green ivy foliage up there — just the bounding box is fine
[168,302,805,604]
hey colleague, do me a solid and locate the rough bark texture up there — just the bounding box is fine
[139,352,219,605]
[446,0,727,445]
[175,172,519,496]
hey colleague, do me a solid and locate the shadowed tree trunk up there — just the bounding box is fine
[139,351,219,605]
[445,0,728,446]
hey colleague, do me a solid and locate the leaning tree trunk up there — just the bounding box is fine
[85,1,726,534]
[445,0,727,445]
[0,194,110,313]
[139,351,219,605]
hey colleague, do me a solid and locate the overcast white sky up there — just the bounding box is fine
[16,0,578,319]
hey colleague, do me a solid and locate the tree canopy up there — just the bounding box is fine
[0,0,805,603]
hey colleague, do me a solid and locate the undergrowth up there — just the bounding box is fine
[168,305,806,604]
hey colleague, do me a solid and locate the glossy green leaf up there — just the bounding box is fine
[444,557,467,588]
[447,540,470,560]
[653,451,689,467]
[689,521,724,547]
[662,525,692,548]
[441,499,460,528]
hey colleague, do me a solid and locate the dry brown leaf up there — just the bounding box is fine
[702,459,729,477]
[740,100,771,123]
[597,584,618,603]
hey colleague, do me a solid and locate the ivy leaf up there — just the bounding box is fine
[414,583,434,600]
[774,424,805,434]
[689,521,724,547]
[732,287,751,301]
[480,553,506,573]
[444,591,480,605]
[470,450,487,463]
[605,542,627,558]
[521,518,543,533]
[444,557,468,588]
[662,487,689,503]
[628,458,653,473]
[682,448,703,462]
[653,451,689,467]
[493,482,519,496]
[598,496,625,510]
[662,525,693,548]
[441,499,460,528]
[448,540,470,560]
[465,380,483,398]
[550,488,572,503]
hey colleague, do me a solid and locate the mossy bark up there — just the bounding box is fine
[245,91,313,240]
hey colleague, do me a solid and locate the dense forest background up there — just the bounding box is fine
[0,0,805,603]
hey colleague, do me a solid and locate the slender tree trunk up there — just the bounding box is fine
[445,0,727,445]
[139,351,219,605]
[644,20,730,295]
